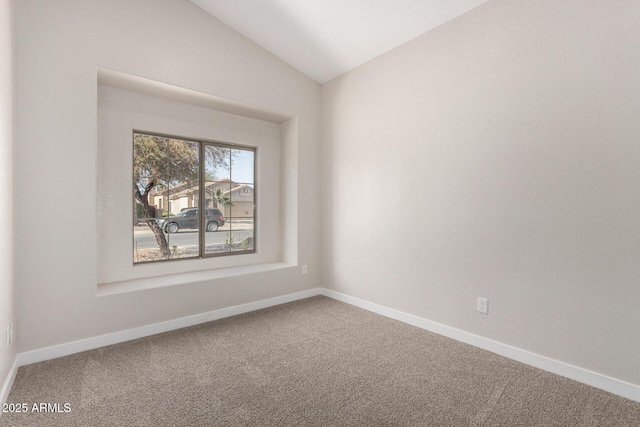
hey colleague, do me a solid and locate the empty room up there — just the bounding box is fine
[1,0,640,425]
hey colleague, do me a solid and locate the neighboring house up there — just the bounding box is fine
[148,181,198,217]
[223,184,254,218]
[203,179,237,212]
[147,179,253,218]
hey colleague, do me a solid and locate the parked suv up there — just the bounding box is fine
[159,208,225,233]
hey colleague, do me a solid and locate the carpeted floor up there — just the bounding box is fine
[2,296,639,426]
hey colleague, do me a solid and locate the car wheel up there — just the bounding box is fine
[167,223,179,233]
[206,221,218,232]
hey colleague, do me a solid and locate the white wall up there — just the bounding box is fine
[322,0,640,386]
[15,0,321,352]
[0,0,16,401]
[14,0,640,395]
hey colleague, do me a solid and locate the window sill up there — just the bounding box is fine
[97,262,294,297]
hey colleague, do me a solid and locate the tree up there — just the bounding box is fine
[209,187,233,211]
[133,133,228,258]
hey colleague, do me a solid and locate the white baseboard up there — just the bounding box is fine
[0,358,18,411]
[319,288,640,403]
[17,288,322,367]
[13,286,640,404]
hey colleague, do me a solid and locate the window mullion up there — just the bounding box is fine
[198,141,205,258]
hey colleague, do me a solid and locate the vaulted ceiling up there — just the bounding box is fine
[190,0,492,83]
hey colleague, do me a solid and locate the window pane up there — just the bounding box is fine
[205,145,230,182]
[229,185,254,218]
[204,207,228,255]
[133,133,168,263]
[231,149,254,184]
[230,219,254,252]
[204,180,255,255]
[229,185,254,253]
[133,134,199,263]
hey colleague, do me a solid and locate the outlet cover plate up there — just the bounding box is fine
[477,297,488,314]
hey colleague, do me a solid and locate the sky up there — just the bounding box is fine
[210,147,254,185]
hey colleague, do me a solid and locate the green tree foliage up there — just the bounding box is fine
[209,187,233,210]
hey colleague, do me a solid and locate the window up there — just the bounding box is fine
[133,132,255,263]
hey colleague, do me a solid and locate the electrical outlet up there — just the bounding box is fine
[9,322,13,345]
[477,297,488,314]
[302,265,308,275]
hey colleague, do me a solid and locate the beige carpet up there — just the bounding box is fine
[1,296,639,426]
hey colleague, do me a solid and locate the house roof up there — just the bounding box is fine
[223,184,254,195]
[155,179,253,200]
[150,179,240,199]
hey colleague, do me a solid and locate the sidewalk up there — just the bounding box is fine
[134,219,254,233]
